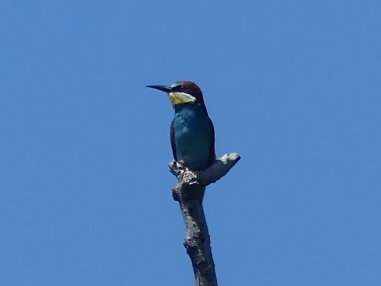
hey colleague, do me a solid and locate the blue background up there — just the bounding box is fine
[1,1,380,285]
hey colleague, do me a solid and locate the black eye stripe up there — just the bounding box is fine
[173,84,183,91]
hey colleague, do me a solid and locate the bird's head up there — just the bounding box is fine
[147,80,205,107]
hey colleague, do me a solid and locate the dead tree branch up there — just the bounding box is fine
[168,153,241,286]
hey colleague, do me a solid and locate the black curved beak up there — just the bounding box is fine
[146,85,171,93]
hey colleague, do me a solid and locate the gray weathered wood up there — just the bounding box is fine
[169,153,240,286]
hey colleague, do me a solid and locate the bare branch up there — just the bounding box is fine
[168,153,241,286]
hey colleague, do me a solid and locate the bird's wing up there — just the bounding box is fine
[170,114,215,167]
[170,119,177,160]
[207,116,216,167]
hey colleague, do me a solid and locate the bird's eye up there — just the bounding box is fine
[173,84,183,91]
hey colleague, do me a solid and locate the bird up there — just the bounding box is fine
[146,80,216,173]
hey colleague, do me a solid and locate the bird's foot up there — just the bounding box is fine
[168,160,188,177]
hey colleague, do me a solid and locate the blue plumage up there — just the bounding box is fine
[171,102,215,170]
[147,80,216,171]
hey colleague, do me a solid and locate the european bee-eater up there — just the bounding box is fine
[147,80,216,173]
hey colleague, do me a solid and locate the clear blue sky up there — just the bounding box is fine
[1,1,380,285]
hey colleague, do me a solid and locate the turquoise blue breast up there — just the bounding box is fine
[172,104,212,170]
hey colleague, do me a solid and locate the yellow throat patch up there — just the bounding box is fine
[168,92,196,106]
